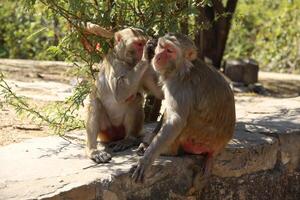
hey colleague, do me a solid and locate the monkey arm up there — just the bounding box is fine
[144,112,187,161]
[136,117,163,156]
[109,60,149,103]
[132,109,188,182]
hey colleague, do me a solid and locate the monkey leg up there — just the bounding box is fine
[86,93,112,163]
[185,153,214,196]
[135,129,157,156]
[188,153,214,194]
[201,153,213,178]
[109,94,144,152]
[181,139,214,176]
[136,114,164,156]
[135,130,157,156]
[181,138,214,176]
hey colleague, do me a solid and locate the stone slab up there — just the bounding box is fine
[236,96,300,170]
[213,124,278,177]
[0,127,279,199]
[202,170,300,200]
[0,96,299,199]
[0,133,200,200]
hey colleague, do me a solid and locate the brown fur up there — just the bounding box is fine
[156,59,235,156]
[132,33,235,183]
[86,28,163,164]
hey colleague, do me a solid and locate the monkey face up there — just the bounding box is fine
[114,28,147,66]
[152,37,181,75]
[128,38,147,62]
[152,34,198,79]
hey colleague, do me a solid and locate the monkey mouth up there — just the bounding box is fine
[152,62,162,73]
[152,59,165,73]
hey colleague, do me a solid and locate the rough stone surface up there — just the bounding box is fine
[0,96,299,199]
[213,126,278,177]
[0,133,203,200]
[236,96,300,170]
[201,170,300,200]
[224,59,259,84]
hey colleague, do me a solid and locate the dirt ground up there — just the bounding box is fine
[0,102,50,146]
[0,59,72,146]
[0,59,300,146]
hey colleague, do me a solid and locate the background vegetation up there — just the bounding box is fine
[1,0,299,73]
[0,0,299,134]
[0,1,65,60]
[225,0,300,73]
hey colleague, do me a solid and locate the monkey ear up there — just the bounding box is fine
[185,48,197,61]
[114,32,123,44]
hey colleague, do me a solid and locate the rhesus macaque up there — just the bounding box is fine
[85,25,163,164]
[132,33,236,182]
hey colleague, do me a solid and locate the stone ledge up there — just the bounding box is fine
[0,133,201,200]
[213,125,279,177]
[0,127,283,200]
[201,169,300,200]
[0,96,299,199]
[236,96,300,170]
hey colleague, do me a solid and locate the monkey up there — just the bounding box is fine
[81,23,162,98]
[86,27,163,164]
[132,33,236,183]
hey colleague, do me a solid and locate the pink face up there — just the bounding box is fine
[153,39,178,71]
[132,39,146,61]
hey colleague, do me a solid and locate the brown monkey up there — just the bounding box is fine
[86,27,163,164]
[132,33,236,182]
[81,23,162,99]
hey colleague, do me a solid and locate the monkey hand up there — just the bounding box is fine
[131,156,152,183]
[142,38,158,62]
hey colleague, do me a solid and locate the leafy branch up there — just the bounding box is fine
[1,0,232,136]
[0,72,53,124]
[0,71,88,135]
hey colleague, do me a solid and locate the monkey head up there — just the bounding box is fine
[152,33,197,78]
[114,28,147,66]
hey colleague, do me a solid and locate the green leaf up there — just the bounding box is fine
[26,27,47,40]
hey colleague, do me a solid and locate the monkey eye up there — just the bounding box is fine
[167,48,173,53]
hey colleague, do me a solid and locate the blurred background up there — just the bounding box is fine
[1,0,299,73]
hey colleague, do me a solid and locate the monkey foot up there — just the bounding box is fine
[90,150,112,163]
[135,142,148,156]
[108,138,140,152]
